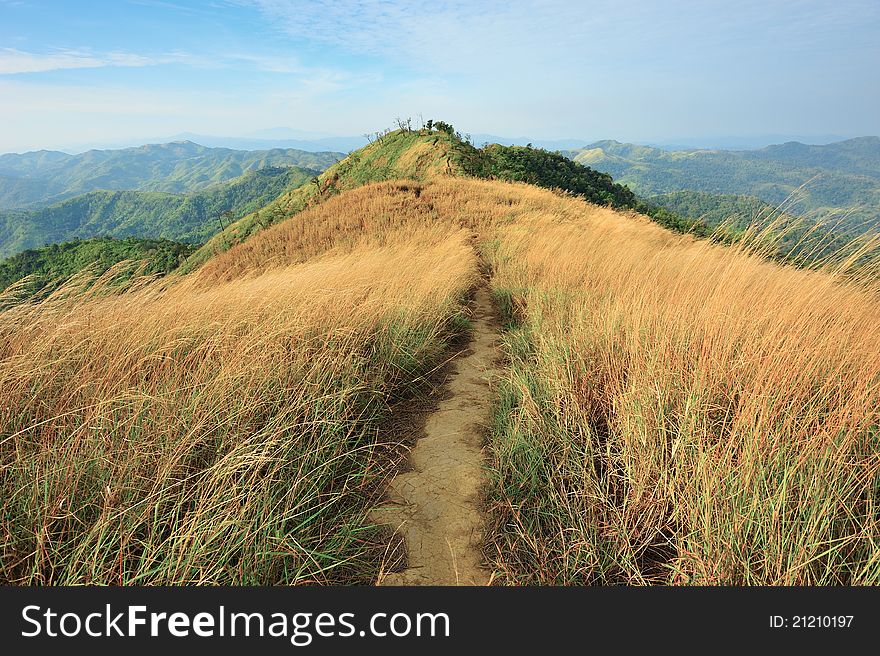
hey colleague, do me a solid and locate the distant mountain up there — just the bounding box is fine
[0,165,315,259]
[0,141,342,210]
[568,137,880,234]
[164,133,369,154]
[647,134,852,150]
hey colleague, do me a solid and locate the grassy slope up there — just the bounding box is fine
[0,206,478,585]
[179,172,880,584]
[181,128,480,271]
[3,129,878,587]
[0,166,315,259]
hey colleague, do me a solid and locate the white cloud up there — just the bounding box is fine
[0,46,355,81]
[235,0,880,76]
[0,48,166,75]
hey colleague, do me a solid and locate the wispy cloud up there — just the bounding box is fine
[234,0,546,70]
[0,46,352,81]
[0,48,166,75]
[235,0,880,75]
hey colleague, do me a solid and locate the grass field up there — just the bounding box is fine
[0,228,477,584]
[2,157,877,585]
[485,202,880,585]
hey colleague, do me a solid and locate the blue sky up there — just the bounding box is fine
[1,0,878,153]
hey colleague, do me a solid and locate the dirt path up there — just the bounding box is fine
[371,284,498,585]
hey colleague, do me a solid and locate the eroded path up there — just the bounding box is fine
[371,284,498,585]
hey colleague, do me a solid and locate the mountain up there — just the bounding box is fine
[161,133,370,153]
[0,165,315,259]
[4,124,878,589]
[183,125,681,272]
[647,134,851,150]
[567,137,880,235]
[0,141,342,210]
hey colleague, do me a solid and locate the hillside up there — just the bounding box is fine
[180,127,487,270]
[2,125,878,587]
[649,190,780,228]
[645,190,861,261]
[183,128,697,272]
[0,237,196,301]
[569,137,880,235]
[0,166,315,259]
[0,141,342,210]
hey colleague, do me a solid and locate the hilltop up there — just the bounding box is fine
[183,126,692,271]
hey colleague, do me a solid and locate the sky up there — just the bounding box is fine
[0,0,878,153]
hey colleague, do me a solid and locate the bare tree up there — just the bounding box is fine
[217,209,234,232]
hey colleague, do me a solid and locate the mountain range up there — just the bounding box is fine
[0,165,317,259]
[1,132,878,265]
[568,137,880,234]
[0,141,342,210]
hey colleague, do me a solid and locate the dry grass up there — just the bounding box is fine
[0,231,477,584]
[3,173,877,586]
[485,207,880,585]
[195,178,535,283]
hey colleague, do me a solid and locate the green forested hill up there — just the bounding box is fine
[475,143,699,234]
[751,137,880,178]
[0,141,341,209]
[0,166,315,258]
[569,137,880,234]
[649,191,780,230]
[0,237,196,299]
[480,143,638,208]
[648,189,868,263]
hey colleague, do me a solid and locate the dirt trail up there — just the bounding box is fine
[371,284,498,585]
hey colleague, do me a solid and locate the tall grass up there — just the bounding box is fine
[197,176,880,584]
[485,209,880,585]
[0,234,477,584]
[4,172,877,586]
[194,179,522,283]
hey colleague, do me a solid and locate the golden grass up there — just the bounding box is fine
[486,209,880,585]
[3,173,877,586]
[0,231,477,584]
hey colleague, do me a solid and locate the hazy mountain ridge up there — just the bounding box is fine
[0,166,315,259]
[568,137,880,234]
[0,141,342,210]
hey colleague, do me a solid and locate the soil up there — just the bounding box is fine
[370,284,499,585]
